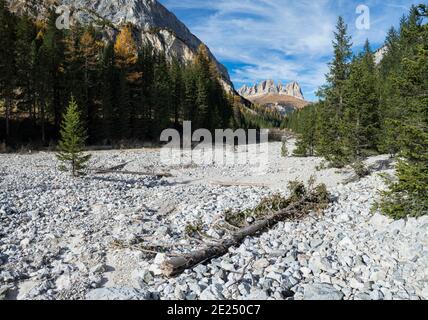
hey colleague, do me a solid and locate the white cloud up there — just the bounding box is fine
[160,0,416,100]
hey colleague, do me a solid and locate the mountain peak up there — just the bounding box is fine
[238,80,304,100]
[7,0,234,91]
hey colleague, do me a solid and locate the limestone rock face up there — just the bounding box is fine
[7,0,233,91]
[374,46,388,65]
[238,80,304,100]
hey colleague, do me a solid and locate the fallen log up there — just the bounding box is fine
[87,162,172,177]
[210,180,269,188]
[94,161,133,173]
[90,169,172,178]
[160,188,328,277]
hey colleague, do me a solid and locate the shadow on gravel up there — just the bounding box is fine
[370,158,394,172]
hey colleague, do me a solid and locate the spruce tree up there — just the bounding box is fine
[343,40,379,158]
[316,16,353,167]
[379,5,428,218]
[57,96,91,177]
[294,104,318,156]
[194,45,212,130]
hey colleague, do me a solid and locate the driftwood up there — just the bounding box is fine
[210,180,269,188]
[91,169,172,178]
[88,162,172,177]
[160,192,321,277]
[94,161,132,173]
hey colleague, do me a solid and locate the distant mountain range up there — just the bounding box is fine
[238,80,310,115]
[238,80,305,100]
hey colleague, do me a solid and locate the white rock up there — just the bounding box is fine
[247,289,269,300]
[303,284,344,300]
[320,274,332,284]
[349,278,365,290]
[86,287,151,300]
[253,258,270,270]
[388,219,406,232]
[55,274,73,291]
[369,213,392,229]
[20,238,30,247]
[338,237,356,251]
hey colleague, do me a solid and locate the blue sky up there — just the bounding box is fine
[159,1,418,101]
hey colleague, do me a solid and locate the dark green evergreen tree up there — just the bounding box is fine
[293,104,318,156]
[38,9,65,137]
[14,13,37,127]
[343,40,379,158]
[0,0,16,141]
[99,41,116,142]
[56,96,91,177]
[316,16,353,166]
[379,5,428,218]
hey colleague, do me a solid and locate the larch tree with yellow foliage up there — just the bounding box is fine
[114,24,140,138]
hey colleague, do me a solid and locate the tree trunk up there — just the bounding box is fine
[160,195,315,277]
[41,102,46,143]
[5,98,10,139]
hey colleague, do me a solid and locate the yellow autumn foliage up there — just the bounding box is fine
[114,25,138,68]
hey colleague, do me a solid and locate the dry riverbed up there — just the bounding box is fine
[0,141,427,300]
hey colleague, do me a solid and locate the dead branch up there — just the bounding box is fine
[227,260,253,289]
[86,161,172,177]
[89,169,172,178]
[94,161,133,173]
[210,180,269,188]
[160,190,326,277]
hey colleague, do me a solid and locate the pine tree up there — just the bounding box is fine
[0,0,16,141]
[293,104,318,156]
[183,64,198,125]
[114,25,138,69]
[114,25,139,139]
[170,58,184,128]
[316,16,353,166]
[152,54,172,138]
[56,96,91,177]
[136,44,155,139]
[379,5,428,218]
[80,27,102,142]
[99,41,116,142]
[378,27,403,156]
[194,45,212,130]
[14,13,37,126]
[343,40,379,158]
[38,9,65,136]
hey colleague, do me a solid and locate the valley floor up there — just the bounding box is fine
[0,141,427,300]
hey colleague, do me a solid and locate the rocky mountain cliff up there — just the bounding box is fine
[7,0,234,91]
[374,46,387,65]
[237,80,308,115]
[238,80,305,100]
